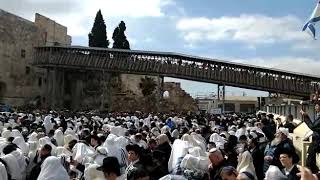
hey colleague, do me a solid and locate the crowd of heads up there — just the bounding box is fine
[0,110,307,180]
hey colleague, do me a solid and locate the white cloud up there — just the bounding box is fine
[1,0,173,36]
[176,14,311,45]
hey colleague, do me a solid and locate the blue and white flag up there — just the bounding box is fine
[303,1,320,39]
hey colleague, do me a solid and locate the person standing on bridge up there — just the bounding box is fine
[301,94,320,173]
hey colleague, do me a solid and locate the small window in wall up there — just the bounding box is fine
[38,77,42,87]
[21,49,26,58]
[25,66,31,74]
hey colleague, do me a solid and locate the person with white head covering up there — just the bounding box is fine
[54,129,64,146]
[43,114,53,135]
[39,137,57,154]
[1,153,22,180]
[1,129,12,139]
[236,151,257,180]
[11,129,23,138]
[37,156,69,180]
[209,133,226,150]
[103,134,127,173]
[0,160,8,180]
[84,163,106,180]
[171,129,179,140]
[265,165,287,180]
[28,132,38,142]
[12,136,29,155]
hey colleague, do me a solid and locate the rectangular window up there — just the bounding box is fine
[21,49,26,58]
[26,66,30,74]
[38,77,42,87]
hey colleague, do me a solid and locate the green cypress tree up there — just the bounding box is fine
[112,21,130,49]
[88,10,109,48]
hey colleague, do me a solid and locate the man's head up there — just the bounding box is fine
[126,144,141,162]
[208,148,224,166]
[286,115,293,123]
[97,157,121,178]
[90,135,100,147]
[220,166,238,180]
[279,148,299,168]
[40,144,52,157]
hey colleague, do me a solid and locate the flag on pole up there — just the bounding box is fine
[303,1,320,39]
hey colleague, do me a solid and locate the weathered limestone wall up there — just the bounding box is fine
[162,82,198,112]
[0,9,71,107]
[35,13,72,46]
[120,74,162,96]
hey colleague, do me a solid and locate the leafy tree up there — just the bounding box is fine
[112,21,130,49]
[139,77,156,96]
[88,10,109,48]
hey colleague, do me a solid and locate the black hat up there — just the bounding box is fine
[279,148,299,164]
[96,157,121,176]
[126,144,142,155]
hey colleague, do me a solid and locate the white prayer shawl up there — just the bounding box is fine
[38,156,69,180]
[161,125,171,134]
[2,153,22,180]
[28,141,38,160]
[84,163,105,180]
[64,128,77,137]
[191,133,206,152]
[181,134,197,148]
[188,146,207,157]
[265,165,287,180]
[12,129,23,138]
[168,139,189,173]
[103,134,127,169]
[143,117,151,128]
[180,154,209,172]
[0,161,8,180]
[209,133,226,150]
[134,118,140,129]
[11,149,27,180]
[54,129,64,146]
[115,136,129,149]
[27,132,38,142]
[235,127,247,139]
[38,137,57,154]
[1,129,12,139]
[43,115,53,134]
[110,126,126,137]
[13,136,29,155]
[237,151,257,180]
[64,134,77,145]
[56,146,72,158]
[73,142,96,164]
[171,129,179,139]
[151,127,160,137]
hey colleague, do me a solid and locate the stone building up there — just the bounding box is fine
[0,9,71,107]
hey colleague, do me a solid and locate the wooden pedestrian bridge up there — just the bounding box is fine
[33,46,320,98]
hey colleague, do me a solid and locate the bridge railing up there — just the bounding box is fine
[33,46,320,97]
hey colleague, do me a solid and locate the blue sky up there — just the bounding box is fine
[2,0,320,97]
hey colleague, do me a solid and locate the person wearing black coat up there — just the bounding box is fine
[248,135,264,180]
[279,148,300,180]
[301,101,320,173]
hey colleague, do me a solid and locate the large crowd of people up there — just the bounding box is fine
[0,106,319,180]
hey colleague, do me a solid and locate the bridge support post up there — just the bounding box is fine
[218,84,226,114]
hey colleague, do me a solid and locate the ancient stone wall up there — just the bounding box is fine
[0,9,71,107]
[161,82,198,112]
[35,13,72,46]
